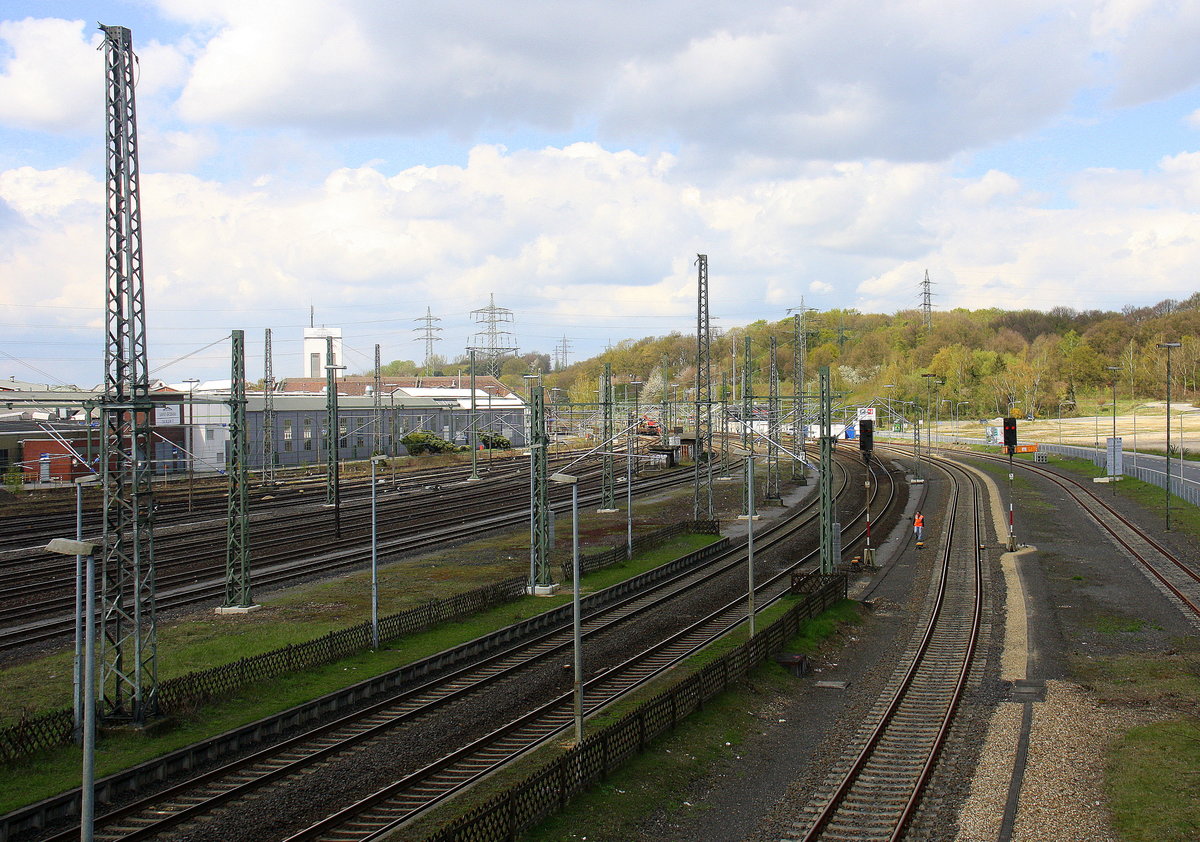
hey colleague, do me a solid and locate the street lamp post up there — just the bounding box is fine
[550,472,583,744]
[72,475,100,744]
[1158,342,1182,530]
[369,455,387,649]
[48,537,97,842]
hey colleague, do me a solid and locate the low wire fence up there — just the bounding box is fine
[0,576,527,765]
[426,573,848,842]
[0,522,721,767]
[562,520,721,581]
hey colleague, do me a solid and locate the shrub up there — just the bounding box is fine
[401,430,458,455]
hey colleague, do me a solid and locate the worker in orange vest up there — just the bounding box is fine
[913,511,925,542]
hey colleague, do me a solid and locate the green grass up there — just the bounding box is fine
[1070,653,1200,842]
[1042,453,1200,540]
[404,598,863,841]
[1108,720,1200,841]
[0,532,719,815]
[1094,615,1146,634]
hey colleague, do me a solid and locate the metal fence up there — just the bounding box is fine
[426,573,848,842]
[0,576,526,765]
[0,522,722,767]
[562,519,722,581]
[879,432,1200,509]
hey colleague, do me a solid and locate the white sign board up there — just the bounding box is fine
[1106,436,1123,477]
[155,405,181,425]
[857,407,877,421]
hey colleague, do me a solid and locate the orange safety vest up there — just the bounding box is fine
[914,514,924,528]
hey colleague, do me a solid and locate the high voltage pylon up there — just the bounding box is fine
[99,23,157,724]
[693,254,714,520]
[223,330,252,609]
[554,334,572,371]
[599,363,617,511]
[921,269,935,331]
[469,293,518,377]
[263,328,276,484]
[414,307,442,372]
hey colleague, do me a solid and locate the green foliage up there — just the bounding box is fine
[3,465,22,494]
[478,431,511,450]
[539,294,1199,418]
[400,430,462,455]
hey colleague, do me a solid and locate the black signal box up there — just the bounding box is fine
[1003,416,1017,452]
[859,419,874,453]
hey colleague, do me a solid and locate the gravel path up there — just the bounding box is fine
[610,450,1196,842]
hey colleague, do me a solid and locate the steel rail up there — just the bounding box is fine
[799,450,983,841]
[33,455,868,841]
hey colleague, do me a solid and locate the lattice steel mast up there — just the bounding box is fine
[263,328,276,483]
[373,343,382,454]
[693,254,714,520]
[223,330,252,608]
[767,335,780,501]
[529,385,552,587]
[599,363,617,511]
[468,294,518,377]
[819,366,836,574]
[414,307,442,372]
[99,23,157,723]
[921,269,934,332]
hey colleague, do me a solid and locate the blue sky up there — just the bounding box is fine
[3,1,1200,387]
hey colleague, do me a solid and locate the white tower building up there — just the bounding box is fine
[303,327,344,379]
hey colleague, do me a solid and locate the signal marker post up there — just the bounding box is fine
[859,419,876,567]
[1004,416,1018,551]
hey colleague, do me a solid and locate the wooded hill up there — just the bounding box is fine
[531,293,1200,418]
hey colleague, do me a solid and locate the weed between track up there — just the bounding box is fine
[402,599,864,841]
[0,467,756,815]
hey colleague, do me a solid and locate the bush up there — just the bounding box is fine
[479,432,511,450]
[401,430,459,456]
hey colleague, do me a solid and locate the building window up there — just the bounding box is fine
[303,418,313,450]
[310,352,321,379]
[283,420,293,452]
[204,428,214,442]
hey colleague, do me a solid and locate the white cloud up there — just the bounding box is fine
[0,18,100,133]
[153,1,1117,162]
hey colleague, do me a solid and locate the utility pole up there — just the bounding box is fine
[528,384,552,587]
[660,355,670,447]
[787,302,815,483]
[469,350,480,481]
[693,254,714,520]
[325,336,344,538]
[767,336,780,502]
[599,363,617,511]
[373,343,382,455]
[99,23,157,724]
[263,328,276,484]
[742,336,753,452]
[222,330,252,610]
[819,366,836,574]
[413,307,442,373]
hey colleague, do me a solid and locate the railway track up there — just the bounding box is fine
[0,456,700,653]
[952,446,1200,624]
[25,452,899,842]
[790,449,984,841]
